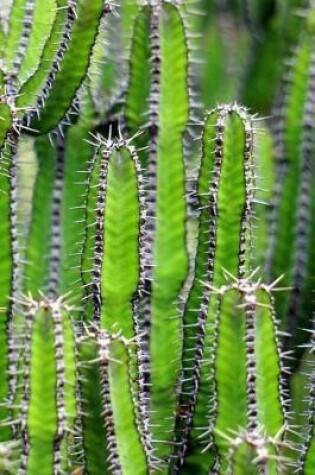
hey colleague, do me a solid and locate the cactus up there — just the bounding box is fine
[0,0,315,474]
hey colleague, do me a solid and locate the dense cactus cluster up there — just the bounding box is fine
[0,0,315,473]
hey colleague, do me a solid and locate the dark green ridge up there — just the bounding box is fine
[266,31,313,314]
[252,125,275,269]
[283,44,315,360]
[28,0,104,134]
[178,106,254,471]
[240,0,306,114]
[266,22,315,363]
[81,136,143,337]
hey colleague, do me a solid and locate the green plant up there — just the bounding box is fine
[0,0,315,473]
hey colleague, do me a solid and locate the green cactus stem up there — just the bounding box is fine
[18,296,76,475]
[267,9,315,362]
[176,104,255,471]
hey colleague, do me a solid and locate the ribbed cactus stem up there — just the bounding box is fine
[81,132,152,466]
[297,319,315,474]
[243,287,259,431]
[209,277,287,472]
[48,136,65,299]
[80,328,149,474]
[267,14,315,362]
[177,104,254,470]
[224,427,288,475]
[18,296,76,475]
[12,0,35,76]
[24,0,77,121]
[3,135,21,431]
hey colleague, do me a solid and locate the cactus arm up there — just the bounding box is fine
[267,31,312,287]
[99,145,142,337]
[89,2,138,117]
[58,105,95,310]
[213,283,286,473]
[81,136,151,463]
[125,5,151,133]
[147,2,189,461]
[267,23,315,359]
[104,335,148,475]
[254,290,285,436]
[0,138,20,440]
[25,136,56,295]
[19,299,76,475]
[28,0,104,134]
[17,0,57,86]
[213,289,248,469]
[252,125,275,268]
[80,332,148,474]
[19,303,57,475]
[17,0,72,112]
[79,338,110,474]
[4,0,32,73]
[178,106,254,469]
[83,137,143,338]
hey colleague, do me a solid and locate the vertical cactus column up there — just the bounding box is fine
[296,320,315,475]
[79,330,148,475]
[126,1,189,463]
[80,135,152,471]
[267,8,315,360]
[210,279,287,473]
[18,297,76,475]
[0,133,21,440]
[175,105,255,471]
